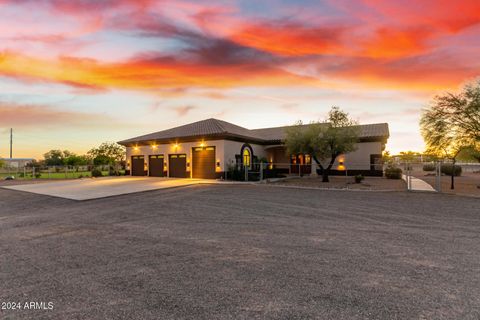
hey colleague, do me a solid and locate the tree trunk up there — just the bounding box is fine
[322,171,329,182]
[450,159,455,190]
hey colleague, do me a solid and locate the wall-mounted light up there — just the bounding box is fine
[134,146,139,151]
[216,161,220,167]
[173,143,179,149]
[152,144,157,149]
[200,141,205,147]
[186,161,190,168]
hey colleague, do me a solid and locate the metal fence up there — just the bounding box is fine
[224,160,480,196]
[224,161,384,182]
[392,160,480,197]
[0,165,125,180]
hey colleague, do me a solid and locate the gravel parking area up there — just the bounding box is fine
[1,185,479,319]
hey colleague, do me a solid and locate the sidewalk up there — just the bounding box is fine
[402,174,436,192]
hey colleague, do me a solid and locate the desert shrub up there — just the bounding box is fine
[441,164,462,176]
[385,166,402,179]
[226,165,244,181]
[354,174,364,183]
[91,168,103,177]
[423,163,435,171]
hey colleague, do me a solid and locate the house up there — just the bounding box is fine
[118,118,389,179]
[1,158,34,168]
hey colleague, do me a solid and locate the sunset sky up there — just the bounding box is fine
[1,0,479,159]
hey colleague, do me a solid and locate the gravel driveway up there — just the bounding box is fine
[0,185,479,319]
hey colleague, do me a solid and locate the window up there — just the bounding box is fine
[243,148,251,167]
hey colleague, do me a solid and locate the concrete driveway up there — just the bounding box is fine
[1,176,228,200]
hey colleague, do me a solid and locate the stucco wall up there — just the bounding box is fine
[126,139,383,177]
[223,140,267,169]
[314,141,383,171]
[126,140,226,177]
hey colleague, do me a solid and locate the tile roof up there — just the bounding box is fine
[118,118,389,145]
[250,123,390,142]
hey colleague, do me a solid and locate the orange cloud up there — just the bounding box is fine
[0,101,117,128]
[359,27,435,58]
[0,51,317,90]
[230,22,347,57]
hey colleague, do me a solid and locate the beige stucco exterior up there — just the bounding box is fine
[126,139,266,177]
[126,139,384,177]
[324,141,384,171]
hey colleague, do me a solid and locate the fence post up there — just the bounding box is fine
[32,166,35,179]
[435,160,442,192]
[298,163,301,176]
[65,166,67,179]
[245,166,248,181]
[24,166,26,180]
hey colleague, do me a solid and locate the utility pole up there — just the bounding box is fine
[9,128,12,159]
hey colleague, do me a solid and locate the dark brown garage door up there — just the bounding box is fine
[149,155,164,177]
[131,155,145,176]
[169,154,187,178]
[192,146,216,179]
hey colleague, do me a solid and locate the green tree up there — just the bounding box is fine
[88,142,125,175]
[398,151,421,162]
[419,82,480,188]
[44,150,66,166]
[285,106,359,182]
[458,146,480,162]
[0,158,4,168]
[63,154,89,166]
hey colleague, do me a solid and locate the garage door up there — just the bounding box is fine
[149,155,164,177]
[192,146,216,179]
[169,154,187,178]
[131,156,145,176]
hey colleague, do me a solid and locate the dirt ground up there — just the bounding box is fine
[1,184,479,319]
[416,172,480,198]
[270,175,406,191]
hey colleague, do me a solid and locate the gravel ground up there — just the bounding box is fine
[271,176,406,191]
[0,185,479,319]
[418,172,480,198]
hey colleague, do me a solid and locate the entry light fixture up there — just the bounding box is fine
[216,161,220,167]
[173,143,179,149]
[134,146,139,151]
[187,161,190,168]
[200,141,205,147]
[152,144,157,149]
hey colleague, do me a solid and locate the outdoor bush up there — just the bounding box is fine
[78,174,84,179]
[423,163,435,171]
[385,166,402,179]
[354,174,364,183]
[441,164,462,176]
[34,172,41,179]
[227,168,244,181]
[91,168,103,177]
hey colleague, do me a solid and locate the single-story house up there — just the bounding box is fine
[1,158,35,168]
[118,118,389,179]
